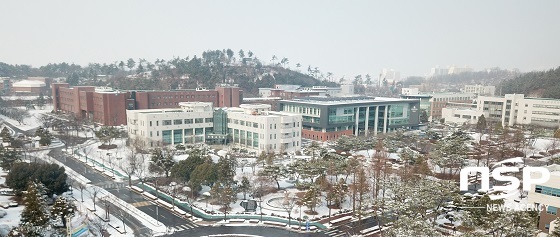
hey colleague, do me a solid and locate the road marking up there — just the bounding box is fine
[131,201,151,207]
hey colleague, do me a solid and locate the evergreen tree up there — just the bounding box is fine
[20,181,49,227]
[551,218,560,237]
[1,127,12,143]
[36,93,46,109]
[50,196,75,228]
[238,176,251,200]
[476,114,487,132]
[149,147,176,177]
[0,145,21,171]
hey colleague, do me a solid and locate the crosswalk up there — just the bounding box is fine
[324,228,350,237]
[98,182,127,189]
[173,222,198,232]
[131,201,151,207]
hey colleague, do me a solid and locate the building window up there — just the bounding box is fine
[547,206,558,215]
[150,121,152,127]
[185,119,193,124]
[545,224,550,230]
[205,118,213,123]
[162,130,172,144]
[173,129,182,144]
[156,121,159,126]
[195,118,204,123]
[163,120,172,126]
[535,185,560,197]
[150,131,152,137]
[174,119,183,125]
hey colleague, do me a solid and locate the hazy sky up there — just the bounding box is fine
[2,0,559,79]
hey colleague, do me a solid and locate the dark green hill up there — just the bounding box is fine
[500,66,560,98]
[0,49,337,96]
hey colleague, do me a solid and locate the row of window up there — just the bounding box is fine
[535,185,560,197]
[153,94,216,99]
[533,104,560,109]
[149,118,212,127]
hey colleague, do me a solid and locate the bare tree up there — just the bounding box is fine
[89,215,108,236]
[120,149,139,187]
[88,185,102,211]
[280,191,298,227]
[76,182,87,202]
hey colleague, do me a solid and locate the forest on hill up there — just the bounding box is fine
[500,66,560,98]
[0,49,338,96]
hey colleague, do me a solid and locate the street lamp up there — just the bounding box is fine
[96,151,102,167]
[106,153,112,172]
[82,148,88,164]
[155,180,160,225]
[170,182,177,209]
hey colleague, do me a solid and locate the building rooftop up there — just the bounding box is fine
[282,96,418,106]
[12,80,46,87]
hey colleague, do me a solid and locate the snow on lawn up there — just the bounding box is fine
[0,168,23,231]
[0,105,53,132]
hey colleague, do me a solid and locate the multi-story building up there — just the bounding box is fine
[259,84,354,99]
[227,104,301,154]
[52,83,242,126]
[401,92,476,121]
[441,103,481,125]
[126,103,302,153]
[441,94,560,128]
[463,85,496,96]
[528,164,560,233]
[127,102,214,147]
[476,94,560,128]
[278,96,421,141]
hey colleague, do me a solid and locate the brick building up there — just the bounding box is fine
[52,83,242,126]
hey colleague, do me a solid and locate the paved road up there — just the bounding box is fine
[48,144,327,237]
[323,216,379,237]
[177,226,329,237]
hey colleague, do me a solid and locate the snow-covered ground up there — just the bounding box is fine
[0,105,53,132]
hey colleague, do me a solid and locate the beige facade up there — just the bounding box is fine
[527,164,560,233]
[126,102,214,147]
[227,104,302,154]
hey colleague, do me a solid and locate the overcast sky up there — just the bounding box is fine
[1,0,559,79]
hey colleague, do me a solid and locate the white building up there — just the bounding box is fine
[527,164,560,233]
[380,69,400,86]
[340,84,355,96]
[448,65,473,74]
[463,85,496,96]
[227,104,302,154]
[126,102,214,147]
[477,94,560,128]
[401,88,419,96]
[441,107,483,125]
[428,66,448,78]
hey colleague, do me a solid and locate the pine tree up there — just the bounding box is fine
[0,145,21,171]
[51,196,75,228]
[1,127,12,143]
[20,181,49,227]
[551,218,560,237]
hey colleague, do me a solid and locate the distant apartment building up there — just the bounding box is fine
[429,66,449,78]
[448,65,473,74]
[126,103,302,153]
[52,83,242,126]
[279,96,420,141]
[401,92,476,121]
[463,85,495,96]
[527,164,560,234]
[380,69,400,86]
